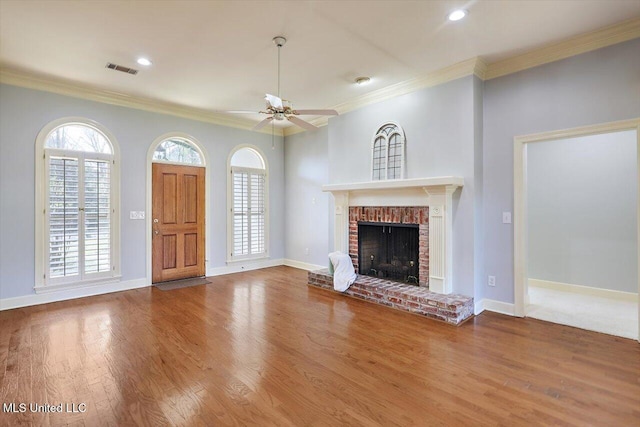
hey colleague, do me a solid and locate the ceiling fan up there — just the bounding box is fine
[226,36,338,131]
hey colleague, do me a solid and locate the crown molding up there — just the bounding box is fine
[2,18,637,138]
[473,57,489,80]
[283,57,486,137]
[0,68,284,137]
[484,17,640,80]
[283,123,315,137]
[330,57,484,115]
[284,18,639,136]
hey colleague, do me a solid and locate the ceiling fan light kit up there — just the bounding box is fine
[227,35,338,132]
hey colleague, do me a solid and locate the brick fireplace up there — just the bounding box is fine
[323,177,463,294]
[349,206,429,287]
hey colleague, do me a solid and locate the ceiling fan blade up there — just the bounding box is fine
[253,116,274,131]
[223,110,261,114]
[292,109,339,116]
[287,115,318,131]
[265,93,283,109]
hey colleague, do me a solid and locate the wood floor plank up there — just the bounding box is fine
[0,266,638,426]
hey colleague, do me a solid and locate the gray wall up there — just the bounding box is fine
[527,130,637,293]
[483,38,640,303]
[327,76,479,297]
[0,84,285,299]
[283,77,482,297]
[3,39,639,305]
[473,76,485,303]
[284,127,331,267]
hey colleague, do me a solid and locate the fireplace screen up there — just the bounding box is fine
[357,222,419,284]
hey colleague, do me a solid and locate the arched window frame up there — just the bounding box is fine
[35,117,121,292]
[227,145,269,262]
[371,122,406,180]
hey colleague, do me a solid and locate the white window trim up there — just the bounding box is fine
[145,132,210,284]
[370,121,406,181]
[35,117,121,292]
[227,145,269,263]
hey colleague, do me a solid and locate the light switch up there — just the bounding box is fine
[129,211,145,220]
[502,212,511,224]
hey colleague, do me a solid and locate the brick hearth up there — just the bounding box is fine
[308,269,473,325]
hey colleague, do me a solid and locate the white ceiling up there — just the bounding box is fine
[1,0,639,129]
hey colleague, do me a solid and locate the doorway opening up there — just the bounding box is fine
[146,133,209,284]
[514,119,640,341]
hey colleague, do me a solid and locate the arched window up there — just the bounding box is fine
[152,137,203,165]
[36,118,120,289]
[228,146,268,261]
[371,122,406,180]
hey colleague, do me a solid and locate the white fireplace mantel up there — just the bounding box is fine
[322,176,463,192]
[322,176,464,294]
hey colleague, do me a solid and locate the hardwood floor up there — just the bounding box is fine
[1,266,638,426]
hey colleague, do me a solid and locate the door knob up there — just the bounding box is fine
[153,219,159,223]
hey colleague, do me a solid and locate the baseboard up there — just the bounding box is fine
[0,278,150,311]
[283,259,326,271]
[529,278,638,302]
[474,299,485,315]
[475,298,517,316]
[207,258,285,277]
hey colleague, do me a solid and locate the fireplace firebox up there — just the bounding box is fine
[358,222,419,285]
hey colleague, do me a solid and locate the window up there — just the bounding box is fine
[371,122,406,180]
[228,147,267,261]
[36,118,120,290]
[152,137,203,165]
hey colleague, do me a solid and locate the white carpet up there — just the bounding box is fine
[527,286,638,340]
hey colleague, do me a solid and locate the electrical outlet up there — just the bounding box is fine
[488,276,496,287]
[304,248,310,255]
[502,212,511,224]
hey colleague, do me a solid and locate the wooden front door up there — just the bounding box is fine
[152,163,205,283]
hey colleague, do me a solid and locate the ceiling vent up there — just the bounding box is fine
[105,62,138,75]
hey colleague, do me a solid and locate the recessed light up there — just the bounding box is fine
[448,9,468,21]
[355,76,371,85]
[137,57,152,66]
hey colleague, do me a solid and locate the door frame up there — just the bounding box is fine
[513,118,640,342]
[146,133,210,284]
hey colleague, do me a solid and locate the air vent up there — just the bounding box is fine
[105,62,138,75]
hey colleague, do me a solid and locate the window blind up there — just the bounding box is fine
[232,168,266,257]
[49,156,79,278]
[48,155,111,280]
[84,159,111,273]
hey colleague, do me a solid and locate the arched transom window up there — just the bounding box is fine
[371,122,406,180]
[228,147,268,260]
[152,137,203,165]
[37,119,120,288]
